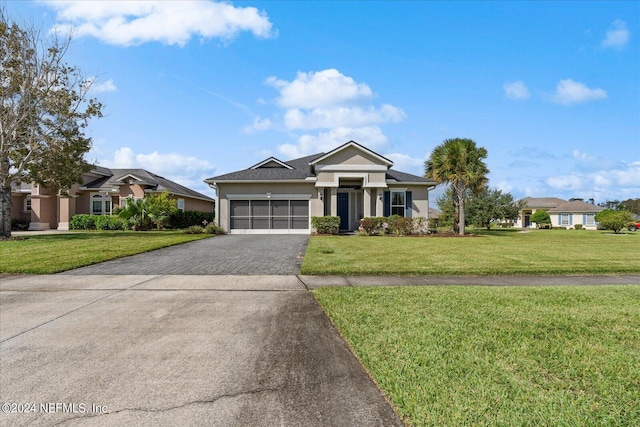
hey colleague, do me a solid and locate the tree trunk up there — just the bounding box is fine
[0,184,12,238]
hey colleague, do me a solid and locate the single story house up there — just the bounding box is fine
[205,141,437,234]
[515,197,603,230]
[11,166,214,231]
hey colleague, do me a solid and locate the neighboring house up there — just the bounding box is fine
[515,197,603,230]
[205,141,437,234]
[11,167,214,231]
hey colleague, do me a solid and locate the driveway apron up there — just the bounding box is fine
[1,235,404,425]
[62,234,310,275]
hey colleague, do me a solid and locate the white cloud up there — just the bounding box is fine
[503,81,530,100]
[99,147,217,195]
[89,78,117,94]
[243,116,272,133]
[551,79,607,105]
[46,1,274,46]
[284,105,405,130]
[383,153,425,176]
[601,19,630,49]
[263,69,405,158]
[546,161,640,196]
[265,69,373,109]
[278,127,388,158]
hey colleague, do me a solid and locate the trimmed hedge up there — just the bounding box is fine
[311,216,341,234]
[11,218,29,231]
[359,216,429,236]
[70,214,125,230]
[168,211,215,229]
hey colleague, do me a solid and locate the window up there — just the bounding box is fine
[230,199,309,230]
[25,197,31,212]
[91,193,112,215]
[177,199,185,211]
[391,191,405,216]
[585,213,595,226]
[559,214,571,226]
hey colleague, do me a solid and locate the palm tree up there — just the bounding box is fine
[425,138,489,235]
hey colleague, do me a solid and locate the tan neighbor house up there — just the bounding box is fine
[515,197,603,230]
[205,141,437,234]
[11,166,214,231]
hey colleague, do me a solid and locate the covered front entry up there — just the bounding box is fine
[337,190,364,232]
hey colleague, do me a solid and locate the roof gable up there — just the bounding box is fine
[250,157,293,170]
[309,141,393,168]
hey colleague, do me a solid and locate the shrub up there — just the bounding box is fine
[390,216,414,236]
[94,215,125,230]
[574,224,583,230]
[358,217,389,235]
[530,210,551,227]
[184,225,204,234]
[169,211,215,229]
[413,217,429,234]
[70,214,97,230]
[204,223,225,235]
[311,216,341,234]
[11,218,29,231]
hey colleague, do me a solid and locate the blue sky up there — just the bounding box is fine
[7,1,640,204]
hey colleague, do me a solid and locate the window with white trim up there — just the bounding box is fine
[559,214,570,226]
[391,191,405,216]
[177,198,185,211]
[585,213,595,226]
[91,193,112,215]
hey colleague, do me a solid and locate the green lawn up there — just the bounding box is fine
[314,285,640,426]
[302,229,640,275]
[0,231,213,274]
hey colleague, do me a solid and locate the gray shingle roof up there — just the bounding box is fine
[521,197,567,208]
[207,151,435,185]
[83,168,213,201]
[386,170,433,183]
[548,200,603,213]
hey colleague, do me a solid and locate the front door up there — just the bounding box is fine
[337,192,349,230]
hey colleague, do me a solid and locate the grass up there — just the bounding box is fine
[0,231,213,274]
[313,285,640,426]
[302,229,640,275]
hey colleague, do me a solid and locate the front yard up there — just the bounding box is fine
[314,285,640,426]
[302,229,640,275]
[0,231,213,274]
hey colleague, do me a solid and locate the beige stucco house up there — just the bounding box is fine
[205,141,437,234]
[11,166,214,231]
[515,197,603,230]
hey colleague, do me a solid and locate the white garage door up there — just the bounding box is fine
[230,200,309,233]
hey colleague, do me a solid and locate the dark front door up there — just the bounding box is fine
[337,192,349,230]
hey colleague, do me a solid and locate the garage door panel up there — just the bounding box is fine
[230,199,309,232]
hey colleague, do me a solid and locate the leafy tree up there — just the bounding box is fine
[436,187,457,230]
[467,186,524,230]
[530,210,551,228]
[620,198,640,215]
[115,198,149,231]
[145,191,178,229]
[0,10,103,237]
[425,138,489,235]
[595,209,635,234]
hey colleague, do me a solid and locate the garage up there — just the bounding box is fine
[230,199,309,233]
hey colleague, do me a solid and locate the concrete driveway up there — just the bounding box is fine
[0,274,402,426]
